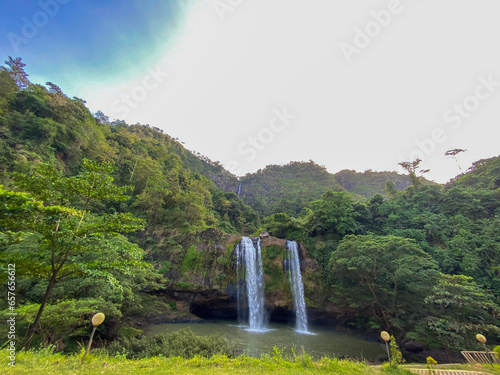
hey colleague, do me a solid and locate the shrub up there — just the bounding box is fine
[180,246,198,274]
[390,335,404,365]
[494,345,500,360]
[105,328,235,359]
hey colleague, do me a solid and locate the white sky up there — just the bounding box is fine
[83,0,500,183]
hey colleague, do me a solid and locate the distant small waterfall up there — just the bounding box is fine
[236,237,267,331]
[237,183,242,197]
[285,240,309,333]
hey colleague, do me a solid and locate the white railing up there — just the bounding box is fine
[461,351,498,364]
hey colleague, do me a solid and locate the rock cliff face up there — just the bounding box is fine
[155,229,349,326]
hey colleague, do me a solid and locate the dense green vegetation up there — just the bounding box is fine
[264,158,500,351]
[0,58,258,351]
[1,57,499,362]
[237,161,345,217]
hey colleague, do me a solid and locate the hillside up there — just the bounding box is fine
[447,156,500,190]
[334,169,411,198]
[2,59,500,361]
[236,161,345,217]
[233,163,414,217]
[0,67,260,241]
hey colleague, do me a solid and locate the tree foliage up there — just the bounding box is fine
[0,160,146,349]
[328,235,439,332]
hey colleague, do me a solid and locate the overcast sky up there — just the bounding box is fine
[2,0,499,183]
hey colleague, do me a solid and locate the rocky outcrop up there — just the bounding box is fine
[157,229,344,326]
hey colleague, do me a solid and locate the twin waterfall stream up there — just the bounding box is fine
[143,237,387,360]
[236,237,311,334]
[236,237,266,331]
[285,240,309,334]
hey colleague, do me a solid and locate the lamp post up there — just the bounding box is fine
[82,313,105,363]
[381,331,391,365]
[476,334,493,368]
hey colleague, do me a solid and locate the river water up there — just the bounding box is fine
[143,321,387,361]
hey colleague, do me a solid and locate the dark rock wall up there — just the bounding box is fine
[155,229,345,326]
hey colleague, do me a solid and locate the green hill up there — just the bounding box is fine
[233,163,414,217]
[237,161,345,217]
[448,156,500,190]
[334,169,411,198]
[0,67,259,241]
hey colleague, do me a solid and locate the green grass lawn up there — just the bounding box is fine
[0,348,400,375]
[1,349,499,375]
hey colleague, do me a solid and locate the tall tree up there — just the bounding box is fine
[399,159,429,190]
[329,235,439,333]
[3,56,30,88]
[445,148,467,174]
[0,159,146,350]
[425,274,500,353]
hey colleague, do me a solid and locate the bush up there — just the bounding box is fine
[180,246,199,274]
[0,299,110,351]
[390,335,404,365]
[105,328,235,359]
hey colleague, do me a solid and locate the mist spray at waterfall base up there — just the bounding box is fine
[236,237,315,334]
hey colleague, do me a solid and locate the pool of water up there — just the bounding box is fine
[143,321,387,361]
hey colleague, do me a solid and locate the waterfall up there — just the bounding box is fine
[236,237,267,331]
[286,240,309,333]
[237,183,242,197]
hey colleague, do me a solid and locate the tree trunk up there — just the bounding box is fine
[24,274,57,351]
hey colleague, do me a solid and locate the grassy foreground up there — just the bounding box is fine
[2,349,500,375]
[0,348,409,375]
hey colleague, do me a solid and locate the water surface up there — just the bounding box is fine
[143,321,387,361]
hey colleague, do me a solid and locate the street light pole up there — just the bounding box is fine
[381,331,391,365]
[82,313,105,363]
[476,334,493,368]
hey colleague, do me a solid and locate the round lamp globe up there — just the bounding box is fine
[381,331,390,342]
[92,313,105,326]
[476,334,487,344]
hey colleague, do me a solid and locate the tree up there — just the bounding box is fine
[445,148,467,174]
[307,191,361,237]
[3,56,30,88]
[45,82,65,95]
[0,159,146,350]
[424,274,500,353]
[328,235,439,333]
[383,180,399,200]
[399,159,429,189]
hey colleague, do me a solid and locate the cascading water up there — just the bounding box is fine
[285,240,310,334]
[237,183,242,197]
[236,237,267,331]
